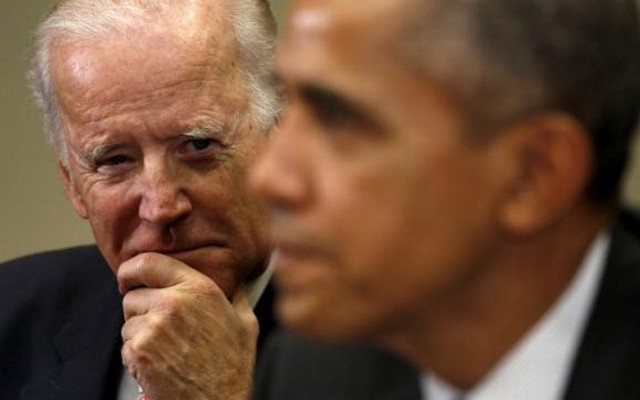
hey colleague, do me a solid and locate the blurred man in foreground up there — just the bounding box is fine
[0,0,279,398]
[250,0,640,398]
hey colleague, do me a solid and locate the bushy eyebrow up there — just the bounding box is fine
[182,120,226,139]
[275,64,369,121]
[301,84,353,111]
[181,120,236,147]
[299,83,372,125]
[80,142,127,168]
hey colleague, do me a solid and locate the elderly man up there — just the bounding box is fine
[0,0,278,399]
[250,0,640,399]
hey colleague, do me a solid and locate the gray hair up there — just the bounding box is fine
[29,0,280,166]
[400,0,640,203]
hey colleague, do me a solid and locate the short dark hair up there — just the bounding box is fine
[401,0,640,204]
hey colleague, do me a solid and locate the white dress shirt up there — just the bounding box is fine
[421,232,610,400]
[117,255,276,399]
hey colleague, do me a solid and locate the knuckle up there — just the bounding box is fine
[122,338,150,377]
[136,252,159,266]
[137,251,155,262]
[145,313,167,336]
[128,336,152,363]
[121,321,132,341]
[122,293,135,315]
[159,290,187,314]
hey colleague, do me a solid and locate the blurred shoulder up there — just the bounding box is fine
[254,330,421,400]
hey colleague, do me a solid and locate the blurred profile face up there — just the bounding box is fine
[251,0,512,341]
[52,22,269,298]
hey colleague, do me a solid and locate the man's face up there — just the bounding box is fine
[251,0,512,341]
[52,26,269,298]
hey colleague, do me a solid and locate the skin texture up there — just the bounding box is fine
[51,4,267,399]
[251,0,610,388]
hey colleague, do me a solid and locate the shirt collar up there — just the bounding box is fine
[422,231,611,400]
[247,251,276,308]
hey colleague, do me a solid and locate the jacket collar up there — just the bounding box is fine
[562,221,640,399]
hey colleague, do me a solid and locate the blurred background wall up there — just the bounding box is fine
[0,0,638,262]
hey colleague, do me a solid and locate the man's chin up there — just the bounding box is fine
[276,292,357,343]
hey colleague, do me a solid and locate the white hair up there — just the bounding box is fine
[29,0,280,166]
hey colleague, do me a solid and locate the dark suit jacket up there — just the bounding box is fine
[0,245,276,400]
[254,213,640,400]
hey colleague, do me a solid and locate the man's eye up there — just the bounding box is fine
[179,137,224,164]
[303,86,368,131]
[315,103,355,130]
[100,155,130,166]
[184,138,214,152]
[94,154,135,175]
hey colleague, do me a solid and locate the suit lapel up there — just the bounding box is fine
[21,278,123,400]
[563,223,640,399]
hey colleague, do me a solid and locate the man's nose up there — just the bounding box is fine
[249,111,311,209]
[138,163,192,225]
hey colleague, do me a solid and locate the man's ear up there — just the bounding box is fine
[57,161,89,219]
[496,113,592,237]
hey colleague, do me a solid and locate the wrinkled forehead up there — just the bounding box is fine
[50,0,238,72]
[48,11,245,129]
[50,6,238,95]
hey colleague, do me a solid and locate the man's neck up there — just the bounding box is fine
[384,206,613,389]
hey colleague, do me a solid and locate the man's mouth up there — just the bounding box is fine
[130,238,228,257]
[124,241,229,266]
[272,234,337,266]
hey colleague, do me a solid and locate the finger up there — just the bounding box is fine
[121,314,164,377]
[118,252,192,294]
[121,332,147,382]
[121,313,150,342]
[122,286,164,321]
